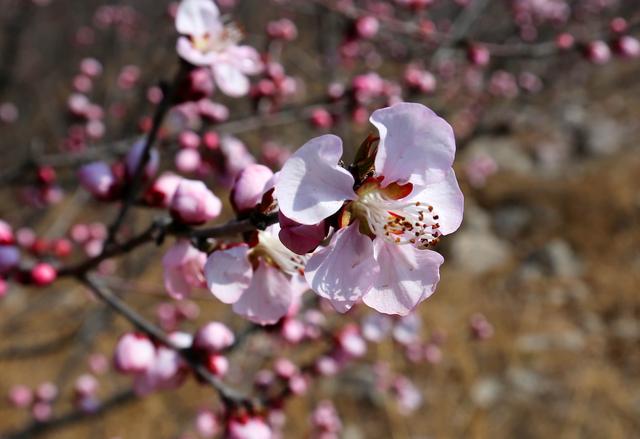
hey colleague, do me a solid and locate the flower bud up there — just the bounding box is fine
[584,40,611,64]
[114,333,156,374]
[205,354,229,377]
[231,164,274,213]
[355,16,379,39]
[145,172,182,207]
[228,418,272,439]
[170,179,222,225]
[0,245,20,274]
[78,161,119,200]
[125,140,160,180]
[31,263,57,286]
[0,220,14,245]
[194,322,235,352]
[467,44,490,67]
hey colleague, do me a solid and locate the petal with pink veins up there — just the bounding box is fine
[275,135,356,225]
[363,239,443,316]
[305,222,377,313]
[232,260,292,325]
[371,102,456,187]
[204,245,253,304]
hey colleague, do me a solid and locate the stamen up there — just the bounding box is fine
[354,190,442,249]
[254,230,307,275]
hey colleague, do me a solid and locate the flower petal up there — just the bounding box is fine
[232,260,292,325]
[212,63,250,97]
[176,37,217,66]
[371,102,456,187]
[227,45,264,75]
[275,135,356,225]
[405,168,464,235]
[204,245,252,304]
[305,222,377,313]
[175,0,220,36]
[363,239,443,316]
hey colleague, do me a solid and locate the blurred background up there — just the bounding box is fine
[1,0,639,437]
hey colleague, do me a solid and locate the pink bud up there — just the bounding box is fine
[613,35,640,58]
[74,374,99,398]
[145,172,182,207]
[170,179,222,225]
[0,245,20,274]
[32,402,53,422]
[36,382,58,402]
[80,58,103,77]
[114,333,156,374]
[555,32,574,50]
[78,161,118,200]
[205,354,229,377]
[125,140,160,180]
[281,318,305,344]
[0,220,14,245]
[338,325,366,358]
[467,44,490,67]
[179,130,200,149]
[278,212,326,255]
[355,16,379,39]
[228,418,272,439]
[288,374,308,395]
[188,68,215,99]
[231,164,274,213]
[266,18,298,41]
[585,40,611,64]
[274,358,297,379]
[195,409,219,438]
[310,108,333,129]
[194,322,235,352]
[175,149,202,173]
[31,263,57,286]
[8,385,33,408]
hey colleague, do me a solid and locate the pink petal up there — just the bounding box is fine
[277,211,326,255]
[275,135,356,225]
[204,245,252,304]
[227,45,264,75]
[371,102,456,187]
[305,222,377,313]
[232,260,292,325]
[405,168,464,235]
[175,0,220,36]
[212,63,250,97]
[363,239,443,316]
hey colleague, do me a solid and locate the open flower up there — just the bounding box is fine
[274,102,463,316]
[175,0,263,97]
[204,225,308,325]
[162,239,207,299]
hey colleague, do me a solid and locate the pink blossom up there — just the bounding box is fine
[311,401,342,436]
[162,239,207,299]
[114,333,156,374]
[175,0,263,97]
[170,179,222,225]
[204,225,308,325]
[8,385,33,408]
[78,161,119,200]
[0,220,14,244]
[275,103,463,316]
[194,321,235,352]
[228,417,273,439]
[175,148,202,173]
[231,164,274,213]
[74,374,99,398]
[133,345,186,395]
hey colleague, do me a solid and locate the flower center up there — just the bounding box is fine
[253,230,306,276]
[352,187,441,249]
[190,24,243,54]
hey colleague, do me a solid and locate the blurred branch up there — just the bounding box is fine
[79,274,256,408]
[2,389,137,439]
[57,212,278,277]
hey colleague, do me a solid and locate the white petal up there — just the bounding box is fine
[175,0,220,36]
[363,239,443,316]
[275,135,356,225]
[204,245,252,304]
[212,63,250,97]
[371,102,456,187]
[232,261,292,325]
[406,168,464,235]
[305,222,377,313]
